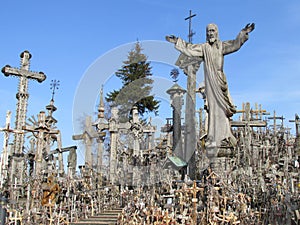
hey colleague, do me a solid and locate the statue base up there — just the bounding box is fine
[206,145,234,176]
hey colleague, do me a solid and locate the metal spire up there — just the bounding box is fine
[98,85,105,119]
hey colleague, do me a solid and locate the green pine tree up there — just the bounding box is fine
[106,42,160,122]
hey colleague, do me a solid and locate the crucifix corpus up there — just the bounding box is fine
[166,22,255,150]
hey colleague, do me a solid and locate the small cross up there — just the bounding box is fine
[251,103,268,120]
[185,10,196,43]
[50,79,60,100]
[268,111,285,134]
[162,210,173,224]
[206,171,219,186]
[289,114,300,136]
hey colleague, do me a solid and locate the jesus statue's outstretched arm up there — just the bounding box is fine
[223,23,255,55]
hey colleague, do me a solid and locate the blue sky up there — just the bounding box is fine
[0,0,300,164]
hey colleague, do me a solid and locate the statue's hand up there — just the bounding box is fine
[242,23,255,33]
[165,35,178,44]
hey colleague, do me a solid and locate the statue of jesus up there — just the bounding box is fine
[166,23,255,147]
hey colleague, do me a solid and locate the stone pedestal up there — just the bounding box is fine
[206,146,233,175]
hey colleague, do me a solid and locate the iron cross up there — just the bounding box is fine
[185,10,196,43]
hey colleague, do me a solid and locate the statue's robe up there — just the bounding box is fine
[175,30,249,147]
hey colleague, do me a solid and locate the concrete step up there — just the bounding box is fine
[70,222,116,225]
[70,209,122,225]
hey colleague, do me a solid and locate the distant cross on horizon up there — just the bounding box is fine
[50,79,60,100]
[185,10,196,43]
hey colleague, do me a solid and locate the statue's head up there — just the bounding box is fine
[206,23,219,44]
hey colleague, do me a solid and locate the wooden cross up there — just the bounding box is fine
[49,145,78,177]
[44,203,55,225]
[235,102,246,121]
[289,114,300,154]
[162,210,173,225]
[231,102,267,128]
[185,10,196,43]
[289,114,300,137]
[175,182,189,213]
[73,115,98,169]
[8,209,23,225]
[251,103,269,120]
[206,171,219,186]
[186,180,204,224]
[153,207,163,223]
[268,111,285,134]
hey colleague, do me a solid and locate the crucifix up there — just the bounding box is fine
[2,50,46,186]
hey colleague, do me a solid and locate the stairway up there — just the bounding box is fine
[70,209,122,225]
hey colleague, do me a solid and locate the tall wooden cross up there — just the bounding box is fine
[185,10,196,43]
[2,50,46,155]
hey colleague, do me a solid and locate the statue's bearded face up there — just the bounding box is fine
[206,24,219,44]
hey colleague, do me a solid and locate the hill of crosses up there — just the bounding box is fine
[0,26,299,225]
